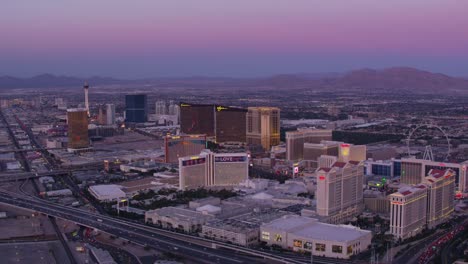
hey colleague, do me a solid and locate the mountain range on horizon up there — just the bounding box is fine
[0,67,467,94]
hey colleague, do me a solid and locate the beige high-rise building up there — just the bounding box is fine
[399,158,465,191]
[316,161,364,224]
[67,108,89,151]
[179,150,249,190]
[389,184,428,240]
[286,129,333,161]
[303,141,340,163]
[400,159,424,185]
[338,143,366,163]
[317,155,338,169]
[246,107,280,150]
[423,169,455,229]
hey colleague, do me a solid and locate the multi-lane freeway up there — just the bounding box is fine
[0,189,317,264]
[0,188,356,264]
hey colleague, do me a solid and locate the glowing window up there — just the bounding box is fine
[274,234,282,242]
[293,240,303,248]
[261,231,270,240]
[316,243,326,252]
[332,245,343,253]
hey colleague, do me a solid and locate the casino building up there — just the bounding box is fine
[164,134,207,164]
[67,108,90,152]
[179,103,247,143]
[179,103,215,137]
[178,150,249,190]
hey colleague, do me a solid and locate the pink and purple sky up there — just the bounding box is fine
[1,0,468,78]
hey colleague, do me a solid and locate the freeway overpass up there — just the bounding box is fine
[0,192,326,264]
[0,147,63,154]
[0,170,72,182]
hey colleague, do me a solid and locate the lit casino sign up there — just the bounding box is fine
[319,175,326,181]
[340,144,350,157]
[182,158,206,166]
[216,105,229,112]
[215,156,246,162]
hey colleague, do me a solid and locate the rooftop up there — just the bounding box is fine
[332,162,347,168]
[428,169,446,179]
[263,215,371,242]
[148,207,214,222]
[89,184,126,198]
[263,215,317,231]
[294,222,371,242]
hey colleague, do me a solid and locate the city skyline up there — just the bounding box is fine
[2,0,468,78]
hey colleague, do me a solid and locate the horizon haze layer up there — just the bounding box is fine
[2,0,468,78]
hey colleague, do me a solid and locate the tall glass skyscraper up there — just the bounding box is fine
[125,94,147,123]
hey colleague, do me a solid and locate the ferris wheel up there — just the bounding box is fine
[406,123,451,161]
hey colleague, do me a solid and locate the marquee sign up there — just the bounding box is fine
[214,156,246,162]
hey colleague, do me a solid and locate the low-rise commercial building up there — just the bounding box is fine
[260,215,371,259]
[145,207,215,233]
[88,185,126,202]
[201,209,289,247]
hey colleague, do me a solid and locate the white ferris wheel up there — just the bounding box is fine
[406,123,451,162]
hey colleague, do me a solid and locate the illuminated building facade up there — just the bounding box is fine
[164,134,207,164]
[423,169,455,229]
[179,150,249,190]
[338,143,366,163]
[125,94,147,123]
[389,184,428,240]
[286,129,333,161]
[315,161,364,224]
[246,107,280,150]
[67,108,89,151]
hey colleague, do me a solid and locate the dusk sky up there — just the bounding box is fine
[1,0,468,78]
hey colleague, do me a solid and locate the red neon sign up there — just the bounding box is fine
[319,175,326,181]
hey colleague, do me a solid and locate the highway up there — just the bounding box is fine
[0,189,354,264]
[0,191,305,264]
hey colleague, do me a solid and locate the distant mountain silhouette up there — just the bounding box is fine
[328,67,468,94]
[1,67,467,94]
